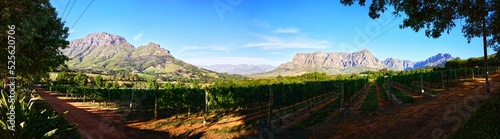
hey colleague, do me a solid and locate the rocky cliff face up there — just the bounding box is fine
[131,42,171,58]
[383,58,415,70]
[278,49,385,70]
[62,32,135,64]
[383,53,454,70]
[254,49,455,77]
[413,53,454,68]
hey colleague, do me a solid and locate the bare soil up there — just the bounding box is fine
[308,73,500,139]
[37,73,500,139]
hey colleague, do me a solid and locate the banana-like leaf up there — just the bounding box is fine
[41,128,58,139]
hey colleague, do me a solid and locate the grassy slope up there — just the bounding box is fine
[448,97,500,138]
[361,84,378,113]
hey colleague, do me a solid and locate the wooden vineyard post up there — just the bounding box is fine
[154,91,158,120]
[107,90,110,108]
[129,89,135,111]
[204,89,208,127]
[268,88,273,125]
[454,69,457,82]
[386,75,392,104]
[472,69,475,80]
[440,72,444,88]
[420,74,424,95]
[83,89,86,102]
[340,83,344,115]
[465,69,468,80]
[267,88,274,122]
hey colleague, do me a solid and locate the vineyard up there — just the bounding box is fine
[46,74,369,124]
[37,66,500,138]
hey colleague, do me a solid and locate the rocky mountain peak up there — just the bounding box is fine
[413,53,454,68]
[278,49,384,70]
[132,42,171,58]
[146,42,161,48]
[79,32,131,47]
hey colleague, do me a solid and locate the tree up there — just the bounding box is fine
[146,78,159,90]
[56,71,69,85]
[112,81,120,89]
[146,78,159,119]
[0,0,70,83]
[57,64,68,72]
[94,75,103,88]
[340,0,500,94]
[73,72,88,87]
[130,74,139,82]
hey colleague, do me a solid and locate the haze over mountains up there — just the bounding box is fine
[198,64,276,75]
[62,32,455,78]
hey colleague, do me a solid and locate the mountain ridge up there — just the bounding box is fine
[62,32,243,81]
[250,49,454,77]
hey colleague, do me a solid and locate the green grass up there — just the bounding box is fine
[395,83,438,95]
[137,73,155,80]
[379,82,389,100]
[289,97,340,130]
[390,86,414,103]
[361,84,378,113]
[448,97,500,138]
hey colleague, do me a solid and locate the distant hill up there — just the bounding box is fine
[62,32,243,81]
[198,64,276,75]
[250,49,454,78]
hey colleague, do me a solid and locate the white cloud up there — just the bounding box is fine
[245,34,330,50]
[179,45,231,53]
[184,56,282,66]
[133,30,144,41]
[253,18,270,28]
[68,29,76,33]
[273,28,300,34]
[269,52,284,55]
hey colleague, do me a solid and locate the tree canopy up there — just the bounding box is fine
[0,0,69,81]
[340,1,499,45]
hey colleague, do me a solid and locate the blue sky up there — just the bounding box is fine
[50,0,495,66]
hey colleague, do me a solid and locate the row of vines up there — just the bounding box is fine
[46,78,369,118]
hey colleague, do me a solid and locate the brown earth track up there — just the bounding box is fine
[350,82,373,115]
[37,85,341,138]
[309,74,500,139]
[36,88,171,139]
[375,82,390,111]
[36,88,129,139]
[390,83,424,99]
[37,73,500,139]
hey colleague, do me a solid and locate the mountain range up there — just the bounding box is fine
[62,32,455,78]
[61,32,240,81]
[250,49,454,77]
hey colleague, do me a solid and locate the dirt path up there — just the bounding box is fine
[36,87,129,139]
[390,83,424,99]
[351,83,374,115]
[37,88,171,139]
[311,73,500,139]
[375,82,389,111]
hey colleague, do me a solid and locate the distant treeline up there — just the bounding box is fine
[445,53,500,69]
